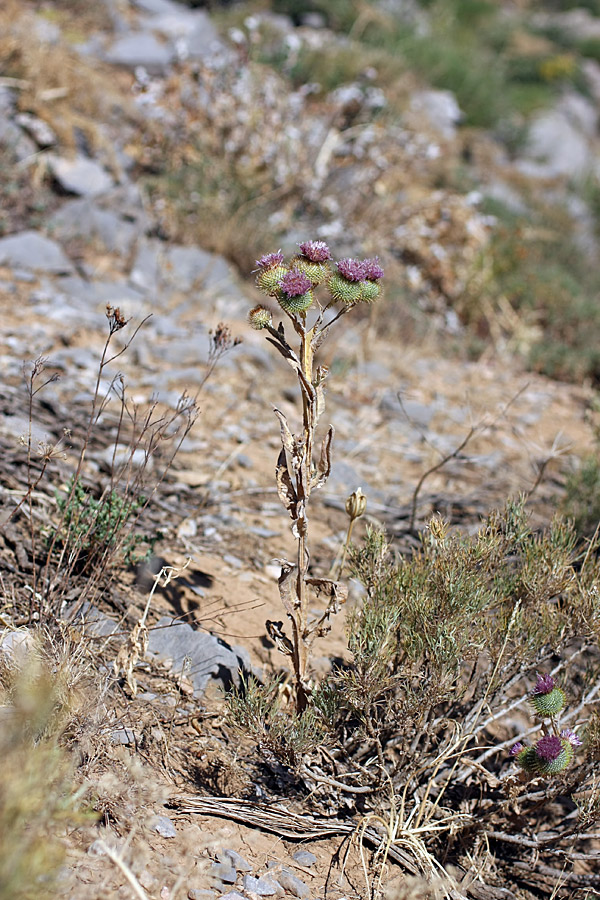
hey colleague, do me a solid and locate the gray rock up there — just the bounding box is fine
[221,849,252,872]
[0,629,36,665]
[520,93,598,179]
[162,244,214,291]
[210,861,237,884]
[153,814,177,838]
[242,874,281,896]
[133,0,177,14]
[278,869,310,898]
[47,155,115,197]
[215,893,246,900]
[111,727,138,745]
[184,18,228,62]
[0,231,73,274]
[130,238,163,292]
[15,113,57,148]
[0,118,37,161]
[49,200,138,255]
[292,850,317,867]
[105,31,175,74]
[146,617,255,696]
[410,89,463,139]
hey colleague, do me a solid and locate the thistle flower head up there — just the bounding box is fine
[362,257,384,280]
[561,728,582,747]
[254,250,285,271]
[536,734,563,762]
[337,258,366,282]
[279,268,312,298]
[298,240,332,263]
[510,742,524,756]
[534,673,556,695]
[529,674,566,717]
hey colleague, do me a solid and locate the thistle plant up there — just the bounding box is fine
[510,674,581,777]
[250,241,384,711]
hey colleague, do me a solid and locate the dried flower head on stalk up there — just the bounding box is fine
[249,242,384,712]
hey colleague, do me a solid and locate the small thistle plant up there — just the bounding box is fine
[510,674,581,777]
[250,242,384,711]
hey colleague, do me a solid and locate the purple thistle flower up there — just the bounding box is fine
[535,734,563,762]
[362,257,384,280]
[561,728,582,747]
[279,268,312,297]
[298,240,332,263]
[533,673,556,695]
[255,250,285,271]
[510,742,524,756]
[337,258,366,282]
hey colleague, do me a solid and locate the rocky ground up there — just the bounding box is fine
[1,1,600,899]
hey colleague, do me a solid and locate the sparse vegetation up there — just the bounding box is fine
[4,0,600,897]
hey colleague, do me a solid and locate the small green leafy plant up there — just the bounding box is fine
[54,475,152,568]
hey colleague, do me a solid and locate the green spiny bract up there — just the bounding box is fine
[359,279,381,303]
[327,272,363,305]
[290,255,330,286]
[278,290,314,314]
[256,265,289,297]
[529,673,566,717]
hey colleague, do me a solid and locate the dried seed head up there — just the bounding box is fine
[345,487,367,521]
[248,305,273,330]
[106,304,128,333]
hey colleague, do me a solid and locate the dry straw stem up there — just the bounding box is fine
[113,559,191,697]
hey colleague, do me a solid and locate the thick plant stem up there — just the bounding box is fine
[295,326,314,712]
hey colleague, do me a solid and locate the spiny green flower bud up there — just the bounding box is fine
[290,255,330,286]
[345,487,367,521]
[532,734,573,775]
[529,674,566,717]
[278,268,313,314]
[279,290,313,314]
[511,744,538,773]
[256,265,289,297]
[327,272,363,305]
[358,280,380,303]
[248,305,272,330]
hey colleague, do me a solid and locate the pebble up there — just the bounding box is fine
[277,869,311,898]
[187,890,216,900]
[221,849,252,872]
[242,874,282,896]
[292,850,317,867]
[210,861,237,885]
[153,815,177,838]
